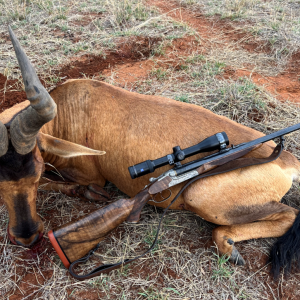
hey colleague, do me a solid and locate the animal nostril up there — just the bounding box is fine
[15,233,40,247]
[30,233,40,246]
[16,239,25,246]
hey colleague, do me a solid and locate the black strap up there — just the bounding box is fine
[69,142,284,280]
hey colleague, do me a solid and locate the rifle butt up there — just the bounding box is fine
[48,198,134,268]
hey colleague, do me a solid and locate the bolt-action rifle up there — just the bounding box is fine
[48,123,300,280]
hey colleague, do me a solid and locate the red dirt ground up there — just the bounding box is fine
[57,0,300,104]
[1,1,300,111]
[1,1,300,299]
[58,36,162,80]
[0,73,26,112]
[224,52,300,104]
[0,36,161,112]
[147,0,300,104]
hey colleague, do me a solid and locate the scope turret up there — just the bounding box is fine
[128,132,229,179]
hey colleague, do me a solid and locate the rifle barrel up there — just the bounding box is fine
[175,122,300,176]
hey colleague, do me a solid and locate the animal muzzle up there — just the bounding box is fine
[7,226,44,247]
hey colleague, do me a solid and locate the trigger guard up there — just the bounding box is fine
[151,189,172,204]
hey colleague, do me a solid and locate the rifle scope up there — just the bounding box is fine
[128,132,229,179]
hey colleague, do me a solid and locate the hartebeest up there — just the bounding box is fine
[1,28,300,277]
[0,28,106,247]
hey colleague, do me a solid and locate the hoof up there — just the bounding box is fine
[84,189,109,202]
[88,184,110,199]
[229,245,245,266]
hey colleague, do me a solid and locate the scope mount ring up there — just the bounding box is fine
[167,154,174,165]
[279,135,285,147]
[216,132,227,150]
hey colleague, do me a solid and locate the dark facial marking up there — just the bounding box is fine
[0,141,36,182]
[12,193,38,239]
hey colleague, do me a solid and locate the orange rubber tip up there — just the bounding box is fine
[48,230,70,269]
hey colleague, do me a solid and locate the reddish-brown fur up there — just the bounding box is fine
[1,78,300,263]
[42,79,300,263]
[0,145,44,245]
[0,99,104,246]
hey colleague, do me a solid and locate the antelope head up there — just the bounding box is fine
[0,27,104,247]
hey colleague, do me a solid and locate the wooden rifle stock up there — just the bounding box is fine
[48,144,262,269]
[48,189,151,268]
[48,140,285,278]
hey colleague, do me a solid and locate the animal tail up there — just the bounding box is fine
[269,212,300,279]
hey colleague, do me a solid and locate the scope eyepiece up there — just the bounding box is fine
[128,132,229,179]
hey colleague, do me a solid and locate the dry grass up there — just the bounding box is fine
[206,47,289,77]
[1,0,300,299]
[104,44,300,298]
[136,55,300,152]
[0,190,282,299]
[0,0,191,89]
[178,0,300,55]
[173,0,300,78]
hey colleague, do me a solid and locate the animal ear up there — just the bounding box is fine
[37,132,105,158]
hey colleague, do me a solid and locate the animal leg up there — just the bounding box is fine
[212,208,297,265]
[39,180,110,202]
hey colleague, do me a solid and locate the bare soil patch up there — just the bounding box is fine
[148,0,300,104]
[58,36,162,80]
[0,36,162,111]
[224,51,300,105]
[0,73,26,112]
[149,0,272,53]
[1,0,300,299]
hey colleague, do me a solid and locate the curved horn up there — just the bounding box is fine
[0,121,8,157]
[8,26,57,155]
